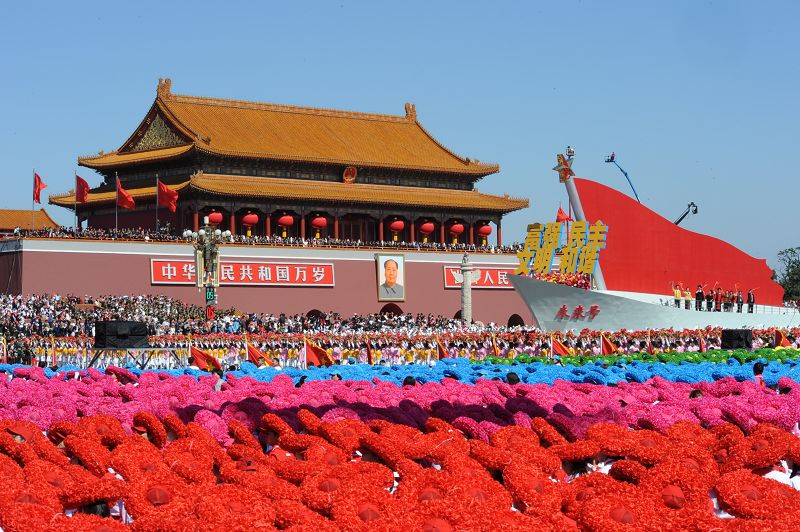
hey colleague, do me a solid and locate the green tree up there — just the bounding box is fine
[778,247,800,301]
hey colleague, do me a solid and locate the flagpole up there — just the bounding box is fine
[73,171,78,232]
[31,168,35,232]
[115,171,119,232]
[155,173,159,232]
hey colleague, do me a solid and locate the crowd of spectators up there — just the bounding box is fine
[9,226,522,254]
[0,293,796,367]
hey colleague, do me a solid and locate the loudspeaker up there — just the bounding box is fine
[94,321,149,349]
[721,328,753,350]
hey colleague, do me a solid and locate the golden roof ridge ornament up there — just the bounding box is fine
[157,78,172,99]
[404,102,416,121]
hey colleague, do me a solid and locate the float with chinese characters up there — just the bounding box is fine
[510,153,795,332]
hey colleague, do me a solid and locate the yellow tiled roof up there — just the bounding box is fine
[78,145,194,169]
[49,181,192,207]
[50,174,528,213]
[0,209,58,230]
[191,173,528,213]
[79,79,499,176]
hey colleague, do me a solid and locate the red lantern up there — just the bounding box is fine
[449,223,464,235]
[241,213,259,227]
[311,216,327,229]
[477,224,492,237]
[208,211,223,225]
[277,215,294,227]
[389,220,405,232]
[418,222,435,235]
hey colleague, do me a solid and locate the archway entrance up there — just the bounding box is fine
[306,309,325,320]
[379,303,403,316]
[507,314,525,327]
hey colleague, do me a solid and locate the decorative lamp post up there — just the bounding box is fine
[311,215,327,239]
[389,219,405,242]
[183,218,231,310]
[449,222,464,244]
[418,221,434,243]
[241,213,259,237]
[277,214,294,238]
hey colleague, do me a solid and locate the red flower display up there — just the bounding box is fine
[0,406,796,528]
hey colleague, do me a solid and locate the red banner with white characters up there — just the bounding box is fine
[443,265,515,289]
[151,259,335,287]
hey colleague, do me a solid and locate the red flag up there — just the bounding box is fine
[436,336,449,359]
[76,175,90,204]
[555,205,572,223]
[304,337,333,367]
[157,180,179,213]
[551,335,571,357]
[775,330,791,348]
[189,345,221,371]
[601,334,617,355]
[33,173,47,204]
[699,336,707,353]
[246,341,271,366]
[365,339,374,365]
[117,178,136,209]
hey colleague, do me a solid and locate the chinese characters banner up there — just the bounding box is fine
[443,266,515,289]
[151,259,335,287]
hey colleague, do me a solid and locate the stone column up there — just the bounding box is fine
[468,222,474,245]
[193,210,199,232]
[334,215,339,240]
[440,221,445,244]
[300,215,306,239]
[229,212,236,234]
[460,253,473,324]
[378,217,384,242]
[410,220,415,242]
[266,214,271,237]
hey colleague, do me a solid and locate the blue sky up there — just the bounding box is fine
[1,1,796,270]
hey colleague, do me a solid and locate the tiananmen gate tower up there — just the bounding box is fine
[50,79,527,245]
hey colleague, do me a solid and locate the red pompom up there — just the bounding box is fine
[610,506,636,524]
[661,485,686,509]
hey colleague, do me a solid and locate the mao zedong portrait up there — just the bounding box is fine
[379,258,404,299]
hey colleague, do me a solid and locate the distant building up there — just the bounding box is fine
[50,79,527,245]
[0,209,58,233]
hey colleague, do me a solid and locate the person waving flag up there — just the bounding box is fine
[365,338,374,365]
[775,329,791,348]
[436,336,449,359]
[601,334,617,355]
[189,345,221,371]
[304,336,333,368]
[551,334,571,357]
[245,337,271,366]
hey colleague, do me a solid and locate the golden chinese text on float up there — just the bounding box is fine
[515,221,608,276]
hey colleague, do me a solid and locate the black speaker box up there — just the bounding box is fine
[94,321,149,349]
[721,328,753,350]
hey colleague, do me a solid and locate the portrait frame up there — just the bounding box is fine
[375,253,405,302]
